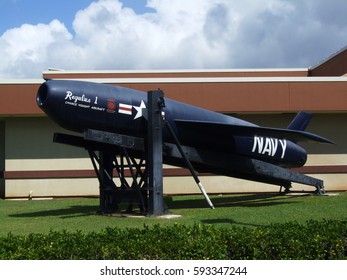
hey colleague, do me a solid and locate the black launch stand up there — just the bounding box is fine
[89,90,167,215]
[54,90,167,216]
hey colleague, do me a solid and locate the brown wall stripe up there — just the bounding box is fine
[2,166,347,180]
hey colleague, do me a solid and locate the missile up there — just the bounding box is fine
[37,79,333,172]
[36,80,333,198]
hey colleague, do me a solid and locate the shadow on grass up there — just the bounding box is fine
[9,193,297,220]
[165,192,298,209]
[9,205,99,219]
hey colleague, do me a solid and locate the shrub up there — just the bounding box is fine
[0,220,346,260]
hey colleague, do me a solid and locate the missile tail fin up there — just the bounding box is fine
[287,111,312,131]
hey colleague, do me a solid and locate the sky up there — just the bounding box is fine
[0,0,347,79]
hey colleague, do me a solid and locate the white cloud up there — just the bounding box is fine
[0,0,347,78]
[0,20,72,78]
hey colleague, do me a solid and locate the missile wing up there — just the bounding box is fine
[174,119,334,144]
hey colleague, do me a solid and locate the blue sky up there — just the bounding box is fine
[1,0,347,78]
[0,0,151,35]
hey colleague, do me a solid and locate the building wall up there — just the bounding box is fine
[1,67,347,198]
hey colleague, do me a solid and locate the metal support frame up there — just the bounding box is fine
[53,89,169,216]
[147,90,167,216]
[87,148,148,214]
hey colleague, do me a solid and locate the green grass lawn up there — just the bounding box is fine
[0,192,346,236]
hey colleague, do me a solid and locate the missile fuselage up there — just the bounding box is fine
[37,80,308,168]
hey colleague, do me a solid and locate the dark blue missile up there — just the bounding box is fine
[37,80,333,168]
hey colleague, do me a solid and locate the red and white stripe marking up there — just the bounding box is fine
[118,103,132,115]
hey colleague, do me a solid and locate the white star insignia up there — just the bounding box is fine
[133,100,147,120]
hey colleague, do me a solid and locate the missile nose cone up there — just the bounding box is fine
[36,82,48,107]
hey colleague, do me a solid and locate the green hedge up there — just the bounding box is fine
[0,220,346,260]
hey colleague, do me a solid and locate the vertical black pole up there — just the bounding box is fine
[99,151,107,214]
[99,151,115,214]
[147,90,166,216]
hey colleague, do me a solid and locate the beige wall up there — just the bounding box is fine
[0,120,5,197]
[5,117,86,163]
[3,114,347,198]
[4,117,98,198]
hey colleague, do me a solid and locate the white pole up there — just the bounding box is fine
[198,182,215,209]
